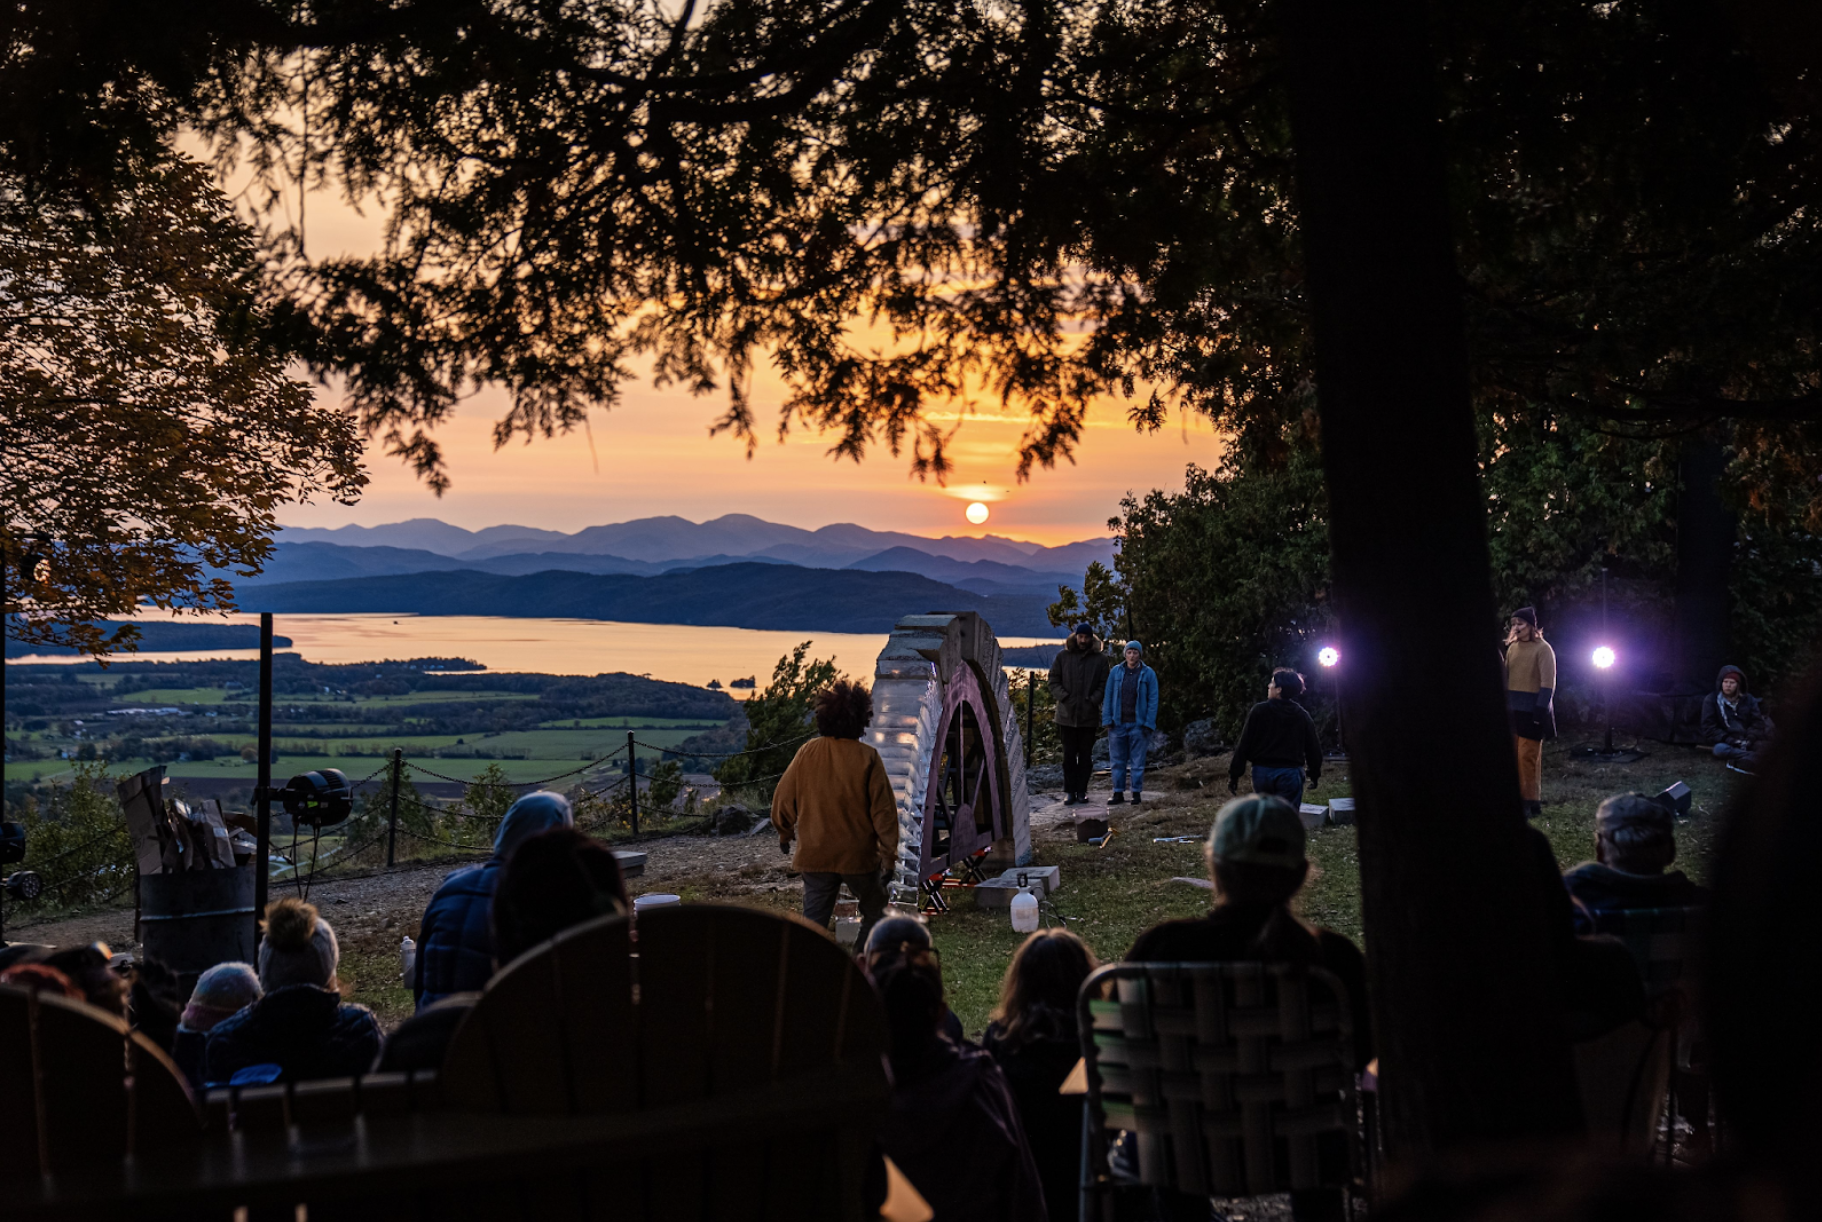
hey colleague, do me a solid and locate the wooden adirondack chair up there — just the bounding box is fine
[4,903,889,1221]
[0,982,203,1187]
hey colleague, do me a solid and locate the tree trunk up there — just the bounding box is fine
[1674,433,1734,686]
[1281,0,1583,1155]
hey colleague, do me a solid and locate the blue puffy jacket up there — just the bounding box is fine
[413,791,571,1009]
[1101,663,1160,731]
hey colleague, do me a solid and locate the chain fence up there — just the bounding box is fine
[3,726,804,929]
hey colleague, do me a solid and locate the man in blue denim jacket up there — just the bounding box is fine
[1101,640,1159,805]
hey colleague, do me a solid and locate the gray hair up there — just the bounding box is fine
[1596,792,1676,870]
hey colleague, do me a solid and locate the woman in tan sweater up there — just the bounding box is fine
[1504,606,1557,819]
[771,679,900,946]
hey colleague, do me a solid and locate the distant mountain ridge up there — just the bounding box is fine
[235,563,1058,636]
[279,514,1113,573]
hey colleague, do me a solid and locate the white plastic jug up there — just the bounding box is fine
[399,935,416,984]
[1010,887,1040,933]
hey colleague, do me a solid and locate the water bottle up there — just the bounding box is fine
[399,935,416,984]
[1010,886,1039,933]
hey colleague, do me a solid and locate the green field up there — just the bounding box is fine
[98,686,548,708]
[113,688,240,705]
[538,716,724,729]
[6,754,624,786]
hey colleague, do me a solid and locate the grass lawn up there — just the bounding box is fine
[682,740,1742,1038]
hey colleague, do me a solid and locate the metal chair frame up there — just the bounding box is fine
[1586,903,1707,1162]
[1076,961,1362,1222]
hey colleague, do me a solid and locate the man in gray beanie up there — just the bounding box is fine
[1099,640,1159,805]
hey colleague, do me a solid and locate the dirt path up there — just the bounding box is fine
[5,764,1196,959]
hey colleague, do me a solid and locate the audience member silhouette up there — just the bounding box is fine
[205,897,380,1086]
[377,825,627,1074]
[127,953,185,1057]
[172,961,261,1090]
[412,790,573,1010]
[1128,796,1372,1066]
[35,942,129,1016]
[1522,826,1645,1041]
[867,915,1048,1222]
[983,929,1098,1222]
[1373,661,1822,1220]
[0,961,82,998]
[1125,795,1368,1222]
[1562,792,1708,932]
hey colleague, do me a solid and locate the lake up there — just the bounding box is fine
[8,612,1059,689]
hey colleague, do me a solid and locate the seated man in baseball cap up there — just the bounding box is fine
[1125,796,1370,1222]
[1126,795,1371,1069]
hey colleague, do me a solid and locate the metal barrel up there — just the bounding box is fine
[137,865,258,992]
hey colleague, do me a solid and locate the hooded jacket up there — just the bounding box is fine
[1101,660,1160,730]
[1700,664,1773,746]
[203,984,381,1086]
[413,791,572,1009]
[878,1035,1048,1222]
[1048,634,1111,728]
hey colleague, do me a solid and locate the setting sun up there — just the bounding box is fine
[965,501,990,525]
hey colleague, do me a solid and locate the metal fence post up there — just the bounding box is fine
[386,748,403,867]
[1026,668,1036,767]
[253,613,274,945]
[627,731,639,835]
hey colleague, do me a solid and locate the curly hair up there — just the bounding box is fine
[814,679,873,739]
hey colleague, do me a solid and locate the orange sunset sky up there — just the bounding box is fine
[283,382,1226,547]
[264,166,1226,546]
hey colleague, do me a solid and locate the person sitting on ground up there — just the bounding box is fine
[1050,622,1111,806]
[205,897,380,1086]
[1563,793,1709,933]
[1126,796,1368,1222]
[377,825,628,1073]
[412,789,573,1010]
[171,961,262,1091]
[983,929,1099,1222]
[867,916,1047,1222]
[1701,664,1774,765]
[1228,668,1324,808]
[772,679,899,949]
[1101,639,1160,806]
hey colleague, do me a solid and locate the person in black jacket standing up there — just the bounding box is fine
[1049,622,1111,805]
[1228,668,1323,807]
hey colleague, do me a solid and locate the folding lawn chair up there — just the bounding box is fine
[1077,961,1362,1222]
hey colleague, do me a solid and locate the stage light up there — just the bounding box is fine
[1318,646,1340,668]
[1592,646,1616,670]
